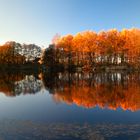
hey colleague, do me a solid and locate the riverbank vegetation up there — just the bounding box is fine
[1,28,140,71]
[42,28,140,71]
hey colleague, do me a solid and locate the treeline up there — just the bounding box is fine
[1,28,140,71]
[42,28,140,71]
[0,41,41,65]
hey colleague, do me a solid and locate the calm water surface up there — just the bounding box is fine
[0,71,140,140]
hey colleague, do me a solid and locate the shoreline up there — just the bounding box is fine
[0,64,139,73]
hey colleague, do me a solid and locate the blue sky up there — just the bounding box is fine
[0,0,140,47]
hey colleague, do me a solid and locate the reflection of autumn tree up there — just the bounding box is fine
[42,72,140,111]
[0,72,24,96]
[0,72,43,96]
[14,75,43,95]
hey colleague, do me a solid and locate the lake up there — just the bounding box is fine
[0,71,140,140]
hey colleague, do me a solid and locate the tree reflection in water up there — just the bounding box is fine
[0,72,43,96]
[14,75,42,95]
[42,72,140,111]
[0,71,140,111]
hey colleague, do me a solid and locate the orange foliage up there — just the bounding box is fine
[56,34,73,51]
[55,28,140,67]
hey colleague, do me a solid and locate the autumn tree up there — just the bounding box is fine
[53,28,140,70]
[0,41,26,64]
[56,34,74,70]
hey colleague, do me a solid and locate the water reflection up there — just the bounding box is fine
[0,71,140,111]
[14,75,42,95]
[42,72,140,111]
[0,71,140,140]
[0,72,43,96]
